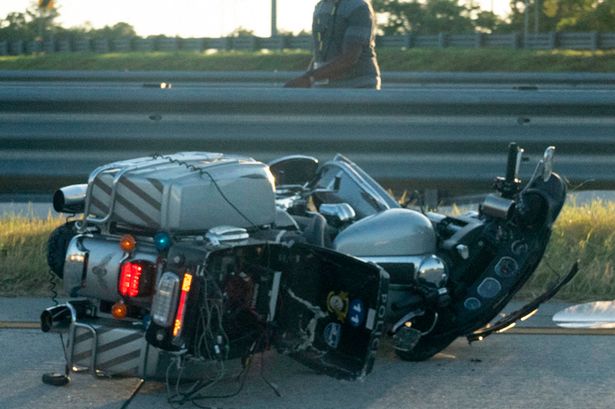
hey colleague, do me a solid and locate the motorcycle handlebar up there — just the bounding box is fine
[505,143,520,184]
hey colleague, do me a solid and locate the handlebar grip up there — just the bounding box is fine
[505,142,519,183]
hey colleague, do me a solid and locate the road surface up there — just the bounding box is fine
[1,310,613,409]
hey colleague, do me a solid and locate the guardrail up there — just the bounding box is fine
[1,70,614,88]
[1,31,614,55]
[0,86,613,197]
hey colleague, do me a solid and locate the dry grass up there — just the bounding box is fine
[1,199,614,300]
[518,199,615,301]
[0,210,65,296]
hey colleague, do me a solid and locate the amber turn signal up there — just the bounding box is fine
[111,301,128,319]
[119,234,137,252]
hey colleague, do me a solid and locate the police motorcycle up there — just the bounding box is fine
[42,152,389,390]
[41,144,576,392]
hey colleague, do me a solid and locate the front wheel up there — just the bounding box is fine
[47,222,77,279]
[395,333,458,362]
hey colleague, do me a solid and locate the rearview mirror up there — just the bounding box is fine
[542,146,555,182]
[268,155,319,188]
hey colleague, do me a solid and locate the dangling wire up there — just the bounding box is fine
[47,268,59,307]
[47,268,70,374]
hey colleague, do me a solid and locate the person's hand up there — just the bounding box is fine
[284,75,312,88]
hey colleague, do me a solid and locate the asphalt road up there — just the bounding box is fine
[0,299,612,409]
[1,328,614,409]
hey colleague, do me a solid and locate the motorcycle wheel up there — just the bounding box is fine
[395,333,458,362]
[47,221,77,279]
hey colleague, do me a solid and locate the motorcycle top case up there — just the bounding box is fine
[86,152,275,232]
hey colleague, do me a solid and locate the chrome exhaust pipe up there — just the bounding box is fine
[53,184,88,214]
[40,301,90,333]
[40,305,71,333]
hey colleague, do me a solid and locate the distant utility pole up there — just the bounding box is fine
[37,0,55,42]
[534,0,540,34]
[524,0,530,40]
[271,0,278,37]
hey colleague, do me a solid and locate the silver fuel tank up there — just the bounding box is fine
[334,208,439,295]
[334,208,436,257]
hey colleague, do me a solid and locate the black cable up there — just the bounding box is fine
[47,268,68,363]
[45,269,70,383]
[189,361,250,403]
[166,357,249,408]
[258,348,281,397]
[119,379,145,409]
[47,268,59,307]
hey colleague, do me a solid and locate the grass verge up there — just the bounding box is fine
[0,48,613,72]
[1,199,614,300]
[518,199,615,301]
[0,211,65,297]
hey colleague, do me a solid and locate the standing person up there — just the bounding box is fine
[284,0,381,89]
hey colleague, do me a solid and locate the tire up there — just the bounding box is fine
[42,372,70,386]
[395,333,458,362]
[47,222,77,279]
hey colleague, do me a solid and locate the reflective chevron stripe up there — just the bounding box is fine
[74,326,114,344]
[98,350,141,374]
[71,325,147,377]
[120,177,161,211]
[90,171,164,228]
[72,331,143,363]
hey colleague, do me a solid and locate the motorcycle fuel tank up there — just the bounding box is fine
[334,208,436,257]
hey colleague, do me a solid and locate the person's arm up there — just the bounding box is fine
[284,43,362,88]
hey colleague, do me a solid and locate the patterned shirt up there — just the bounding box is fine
[312,0,380,88]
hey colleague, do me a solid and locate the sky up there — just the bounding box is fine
[0,0,511,38]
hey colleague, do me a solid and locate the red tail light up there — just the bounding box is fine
[173,273,193,337]
[119,260,154,298]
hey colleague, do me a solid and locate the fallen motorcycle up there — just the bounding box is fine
[41,143,577,394]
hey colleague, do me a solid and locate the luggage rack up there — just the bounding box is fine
[81,153,226,233]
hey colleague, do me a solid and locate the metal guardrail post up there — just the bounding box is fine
[591,32,599,51]
[549,32,558,49]
[438,33,448,48]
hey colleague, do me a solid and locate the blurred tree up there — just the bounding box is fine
[90,22,137,40]
[373,0,506,34]
[504,0,614,32]
[0,2,138,44]
[0,12,33,40]
[556,0,615,31]
[0,1,59,41]
[473,11,501,33]
[228,27,256,37]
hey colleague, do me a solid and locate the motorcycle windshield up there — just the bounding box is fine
[310,154,399,219]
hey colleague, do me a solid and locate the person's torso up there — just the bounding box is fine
[312,0,380,86]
